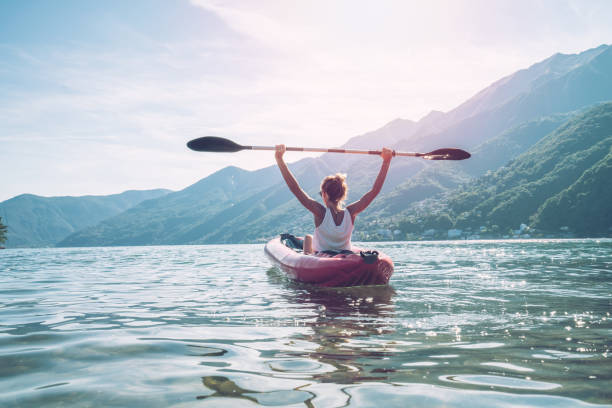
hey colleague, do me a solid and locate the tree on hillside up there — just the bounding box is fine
[0,217,7,245]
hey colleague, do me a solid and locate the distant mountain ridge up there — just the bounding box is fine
[4,44,611,247]
[0,189,171,247]
[442,44,609,128]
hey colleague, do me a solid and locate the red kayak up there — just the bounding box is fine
[264,235,394,287]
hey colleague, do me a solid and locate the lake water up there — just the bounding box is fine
[1,239,611,407]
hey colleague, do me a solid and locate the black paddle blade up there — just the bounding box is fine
[423,148,471,160]
[187,136,245,152]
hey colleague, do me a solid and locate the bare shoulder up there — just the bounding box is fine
[304,197,324,214]
[345,203,357,224]
[312,202,326,226]
[346,200,365,218]
[313,201,325,217]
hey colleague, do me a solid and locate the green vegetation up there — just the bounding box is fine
[532,148,612,234]
[391,102,612,238]
[0,216,7,245]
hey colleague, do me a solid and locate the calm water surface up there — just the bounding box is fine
[1,239,611,407]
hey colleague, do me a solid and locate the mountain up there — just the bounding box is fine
[357,113,572,225]
[354,45,612,228]
[0,189,171,247]
[462,112,574,175]
[11,44,612,247]
[438,45,609,131]
[404,44,612,153]
[58,164,298,246]
[342,118,417,149]
[411,102,612,236]
[334,45,612,210]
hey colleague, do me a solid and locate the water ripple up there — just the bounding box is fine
[1,240,611,407]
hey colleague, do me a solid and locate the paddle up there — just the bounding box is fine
[187,136,471,160]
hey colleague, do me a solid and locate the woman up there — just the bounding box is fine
[275,144,393,254]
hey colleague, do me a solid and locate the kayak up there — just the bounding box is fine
[264,235,394,287]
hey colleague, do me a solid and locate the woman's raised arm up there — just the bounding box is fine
[347,147,393,219]
[275,145,322,215]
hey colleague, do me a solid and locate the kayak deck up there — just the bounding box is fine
[264,236,393,287]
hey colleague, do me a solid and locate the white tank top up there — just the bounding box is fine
[313,208,354,252]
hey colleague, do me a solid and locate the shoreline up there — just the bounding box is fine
[2,236,612,250]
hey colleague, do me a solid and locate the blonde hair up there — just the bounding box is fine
[321,173,348,206]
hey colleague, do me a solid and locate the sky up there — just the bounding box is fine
[1,0,611,201]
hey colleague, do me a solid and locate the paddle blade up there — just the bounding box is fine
[187,136,245,152]
[422,148,471,160]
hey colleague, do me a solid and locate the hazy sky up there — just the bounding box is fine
[1,0,611,201]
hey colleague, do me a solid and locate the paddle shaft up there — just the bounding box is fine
[247,145,421,157]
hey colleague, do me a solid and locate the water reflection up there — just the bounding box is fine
[266,267,396,319]
[197,376,316,407]
[193,273,399,405]
[265,268,399,386]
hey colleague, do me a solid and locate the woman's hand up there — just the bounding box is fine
[381,147,393,162]
[275,144,286,161]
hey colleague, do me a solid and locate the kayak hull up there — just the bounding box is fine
[264,237,393,287]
